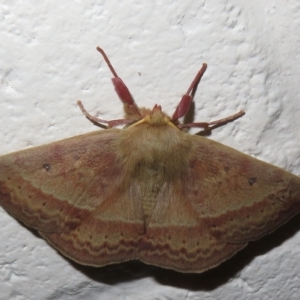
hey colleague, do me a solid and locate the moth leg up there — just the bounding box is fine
[96,46,141,118]
[206,110,245,126]
[178,110,245,130]
[172,63,207,121]
[77,100,132,128]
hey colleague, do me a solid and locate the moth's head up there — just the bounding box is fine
[125,104,178,130]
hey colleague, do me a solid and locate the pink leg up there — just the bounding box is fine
[178,110,245,130]
[172,63,207,121]
[96,47,141,117]
[77,100,132,128]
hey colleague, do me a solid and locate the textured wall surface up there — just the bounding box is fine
[0,1,300,299]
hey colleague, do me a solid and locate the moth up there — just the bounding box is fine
[0,47,300,274]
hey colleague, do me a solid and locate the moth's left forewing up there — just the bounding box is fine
[0,131,118,230]
[0,130,145,266]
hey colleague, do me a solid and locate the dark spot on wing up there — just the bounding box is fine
[248,177,256,186]
[43,163,51,171]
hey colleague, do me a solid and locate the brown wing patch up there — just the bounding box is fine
[0,130,145,266]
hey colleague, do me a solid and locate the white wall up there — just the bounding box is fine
[0,1,300,299]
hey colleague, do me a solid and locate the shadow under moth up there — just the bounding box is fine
[0,47,300,273]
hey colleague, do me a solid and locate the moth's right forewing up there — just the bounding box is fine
[187,136,300,244]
